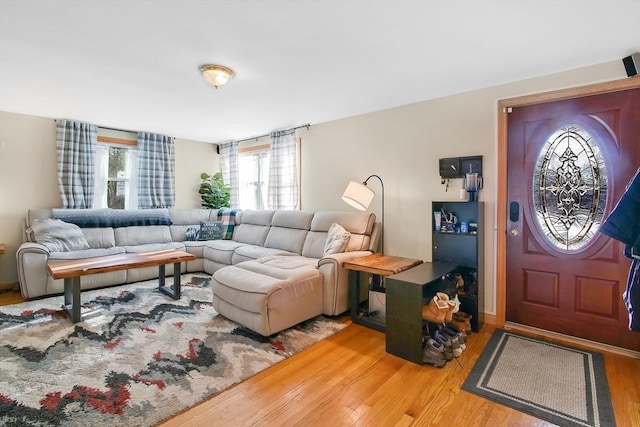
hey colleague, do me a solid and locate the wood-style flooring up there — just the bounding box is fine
[1,289,638,426]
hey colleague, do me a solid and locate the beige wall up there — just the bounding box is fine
[0,59,629,313]
[300,59,628,316]
[0,111,217,284]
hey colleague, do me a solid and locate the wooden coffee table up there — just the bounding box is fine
[47,249,195,323]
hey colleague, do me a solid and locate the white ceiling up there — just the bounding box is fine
[1,1,639,144]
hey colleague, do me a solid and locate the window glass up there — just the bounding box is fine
[107,146,128,209]
[94,142,137,209]
[238,150,269,210]
[532,124,608,251]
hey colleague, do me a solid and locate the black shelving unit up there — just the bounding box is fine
[432,201,484,332]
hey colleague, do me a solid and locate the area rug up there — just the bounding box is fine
[0,274,346,427]
[462,329,616,427]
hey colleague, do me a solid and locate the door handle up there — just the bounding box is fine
[510,229,519,237]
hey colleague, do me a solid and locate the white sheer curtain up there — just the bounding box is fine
[93,145,138,209]
[219,141,240,209]
[93,145,109,208]
[267,129,298,209]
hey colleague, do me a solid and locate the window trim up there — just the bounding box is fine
[97,135,137,147]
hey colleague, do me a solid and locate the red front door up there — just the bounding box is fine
[506,88,640,351]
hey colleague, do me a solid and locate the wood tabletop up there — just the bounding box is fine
[343,253,423,276]
[47,249,195,279]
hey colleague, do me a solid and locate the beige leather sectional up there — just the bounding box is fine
[17,208,379,335]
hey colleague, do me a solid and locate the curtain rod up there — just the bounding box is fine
[232,123,311,144]
[97,125,139,134]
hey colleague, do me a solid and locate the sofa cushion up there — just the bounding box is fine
[114,225,172,246]
[203,240,248,265]
[29,219,91,252]
[270,210,313,229]
[168,208,216,225]
[232,245,295,264]
[213,256,320,315]
[302,211,375,258]
[264,227,308,254]
[234,223,270,246]
[81,228,116,248]
[323,223,351,256]
[263,210,313,254]
[182,240,208,258]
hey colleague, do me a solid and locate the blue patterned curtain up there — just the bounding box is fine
[219,141,240,209]
[56,119,97,208]
[267,129,298,209]
[137,132,175,208]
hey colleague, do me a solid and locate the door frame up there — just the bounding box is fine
[496,77,640,338]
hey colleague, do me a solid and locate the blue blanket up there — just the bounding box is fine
[52,208,173,228]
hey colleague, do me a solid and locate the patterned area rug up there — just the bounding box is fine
[462,329,616,427]
[0,274,346,426]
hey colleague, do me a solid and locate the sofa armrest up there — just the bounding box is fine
[16,242,51,299]
[318,250,373,266]
[317,250,372,315]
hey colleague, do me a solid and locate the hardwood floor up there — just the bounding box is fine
[1,289,639,426]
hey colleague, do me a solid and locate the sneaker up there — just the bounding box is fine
[443,324,466,349]
[423,338,447,368]
[441,326,465,355]
[433,330,453,361]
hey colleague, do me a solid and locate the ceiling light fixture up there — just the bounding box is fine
[199,64,235,89]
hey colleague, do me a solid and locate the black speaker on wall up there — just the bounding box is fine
[622,52,640,77]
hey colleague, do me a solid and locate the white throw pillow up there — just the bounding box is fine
[323,223,351,256]
[28,218,91,252]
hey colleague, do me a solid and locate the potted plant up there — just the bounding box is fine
[199,172,230,209]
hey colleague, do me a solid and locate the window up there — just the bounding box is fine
[235,138,302,210]
[94,136,138,209]
[532,124,607,252]
[238,145,270,210]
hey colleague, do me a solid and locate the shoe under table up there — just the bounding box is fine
[211,255,323,336]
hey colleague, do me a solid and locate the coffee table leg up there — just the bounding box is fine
[158,262,181,300]
[64,277,81,323]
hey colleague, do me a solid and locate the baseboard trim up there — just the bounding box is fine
[505,321,640,359]
[482,313,496,325]
[0,281,19,292]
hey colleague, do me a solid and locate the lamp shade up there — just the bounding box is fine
[342,181,374,211]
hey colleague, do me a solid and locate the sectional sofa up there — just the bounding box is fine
[17,208,379,335]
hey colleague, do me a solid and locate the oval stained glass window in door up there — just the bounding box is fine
[532,124,608,251]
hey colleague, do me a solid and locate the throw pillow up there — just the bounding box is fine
[28,219,91,252]
[217,208,239,240]
[185,226,200,241]
[199,221,224,240]
[323,223,351,256]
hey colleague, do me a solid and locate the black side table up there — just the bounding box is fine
[343,253,423,332]
[385,261,457,365]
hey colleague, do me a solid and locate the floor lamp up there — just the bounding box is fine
[342,174,384,254]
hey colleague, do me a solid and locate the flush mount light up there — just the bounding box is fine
[199,64,235,89]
